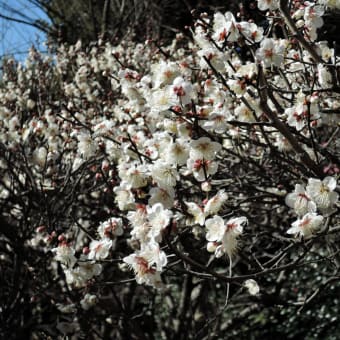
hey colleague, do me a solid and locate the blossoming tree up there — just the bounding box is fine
[0,0,339,338]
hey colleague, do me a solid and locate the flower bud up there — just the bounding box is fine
[207,241,217,253]
[36,225,46,233]
[201,181,212,192]
[58,234,66,242]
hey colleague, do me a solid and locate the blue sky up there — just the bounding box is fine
[0,0,50,61]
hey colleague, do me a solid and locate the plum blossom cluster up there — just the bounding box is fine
[0,2,339,336]
[0,6,336,252]
[205,215,247,258]
[52,216,124,288]
[285,176,338,237]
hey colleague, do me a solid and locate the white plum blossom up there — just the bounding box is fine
[76,131,98,159]
[149,87,174,113]
[316,41,334,62]
[285,184,317,216]
[88,239,113,260]
[118,161,148,189]
[274,133,293,152]
[7,116,20,131]
[205,215,247,257]
[203,107,231,133]
[32,147,47,168]
[189,137,222,161]
[127,204,148,227]
[257,0,279,11]
[130,223,150,244]
[236,63,258,78]
[80,294,98,310]
[142,138,161,160]
[123,242,167,287]
[212,12,240,45]
[238,22,264,44]
[52,242,77,268]
[185,201,205,226]
[193,24,212,50]
[234,103,256,123]
[113,182,136,211]
[306,176,339,212]
[128,205,151,243]
[227,79,247,97]
[197,47,226,72]
[139,241,168,271]
[151,60,180,88]
[303,3,324,41]
[244,279,260,296]
[204,190,228,216]
[287,212,324,238]
[147,203,173,241]
[256,38,285,68]
[148,186,175,209]
[150,160,178,188]
[172,77,195,106]
[26,98,36,109]
[64,261,102,288]
[318,64,332,88]
[97,217,124,239]
[93,119,115,137]
[285,96,320,131]
[163,139,190,165]
[186,157,219,182]
[206,215,227,242]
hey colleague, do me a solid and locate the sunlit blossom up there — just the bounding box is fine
[287,212,324,238]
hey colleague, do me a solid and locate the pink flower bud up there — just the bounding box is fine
[58,234,65,242]
[102,160,110,172]
[36,225,46,233]
[201,181,212,192]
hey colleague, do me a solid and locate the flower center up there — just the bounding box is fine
[136,257,155,275]
[299,218,311,228]
[226,222,236,231]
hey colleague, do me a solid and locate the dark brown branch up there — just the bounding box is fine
[0,13,49,33]
[257,65,324,177]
